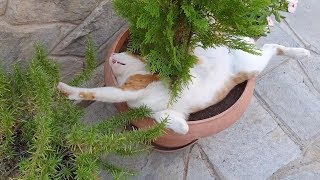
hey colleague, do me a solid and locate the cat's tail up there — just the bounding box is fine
[264,44,311,59]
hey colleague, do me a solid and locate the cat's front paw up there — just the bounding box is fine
[57,82,79,100]
[152,110,189,134]
[168,119,189,134]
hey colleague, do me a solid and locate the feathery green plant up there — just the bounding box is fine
[0,40,166,179]
[113,0,291,100]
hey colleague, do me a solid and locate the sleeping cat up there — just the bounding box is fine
[57,41,310,134]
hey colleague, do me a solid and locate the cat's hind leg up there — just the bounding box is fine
[57,82,141,103]
[255,44,311,72]
[234,44,311,73]
[152,110,189,134]
[262,44,311,59]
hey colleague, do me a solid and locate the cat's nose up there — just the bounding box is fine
[109,55,115,65]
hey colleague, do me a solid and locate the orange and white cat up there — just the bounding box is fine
[58,41,310,134]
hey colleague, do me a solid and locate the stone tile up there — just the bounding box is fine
[51,1,126,65]
[186,145,216,180]
[284,0,320,53]
[101,148,189,180]
[5,0,101,25]
[95,25,128,67]
[256,24,300,75]
[0,0,7,15]
[104,152,150,176]
[51,55,84,82]
[298,53,320,92]
[80,63,106,88]
[279,162,320,180]
[256,60,320,141]
[82,101,117,124]
[54,56,105,87]
[269,140,320,179]
[0,19,75,71]
[199,98,301,180]
[133,150,188,180]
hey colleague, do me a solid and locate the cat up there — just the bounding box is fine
[57,41,310,134]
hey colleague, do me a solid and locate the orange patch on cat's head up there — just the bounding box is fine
[121,74,160,90]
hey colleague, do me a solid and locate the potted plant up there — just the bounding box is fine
[104,0,298,150]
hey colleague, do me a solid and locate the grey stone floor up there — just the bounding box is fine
[85,1,320,179]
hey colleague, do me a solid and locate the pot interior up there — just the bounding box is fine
[188,81,247,121]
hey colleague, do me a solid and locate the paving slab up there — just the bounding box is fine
[297,52,320,93]
[277,162,320,180]
[82,101,117,124]
[256,60,320,141]
[5,0,101,25]
[79,63,106,88]
[132,150,188,180]
[0,18,75,71]
[284,0,320,53]
[101,148,190,180]
[186,145,216,180]
[51,55,84,82]
[0,0,7,15]
[198,98,301,180]
[101,153,150,179]
[51,0,126,65]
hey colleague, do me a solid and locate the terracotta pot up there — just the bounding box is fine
[104,29,256,149]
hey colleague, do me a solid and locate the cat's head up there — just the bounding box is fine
[109,52,145,76]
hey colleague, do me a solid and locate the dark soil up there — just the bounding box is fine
[119,35,247,122]
[188,81,247,121]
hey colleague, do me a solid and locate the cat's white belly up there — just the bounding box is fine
[128,58,232,117]
[127,81,170,112]
[128,73,230,119]
[172,76,229,115]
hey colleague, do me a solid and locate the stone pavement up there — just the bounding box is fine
[83,1,320,179]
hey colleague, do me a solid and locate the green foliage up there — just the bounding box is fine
[0,43,166,179]
[113,0,290,100]
[70,38,97,86]
[102,162,136,180]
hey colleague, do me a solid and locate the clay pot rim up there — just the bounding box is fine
[106,28,255,125]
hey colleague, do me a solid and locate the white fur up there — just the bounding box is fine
[58,42,310,134]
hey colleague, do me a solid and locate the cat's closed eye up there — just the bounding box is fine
[117,62,126,65]
[112,59,126,65]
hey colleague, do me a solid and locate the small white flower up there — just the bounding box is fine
[288,0,298,13]
[267,16,274,26]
